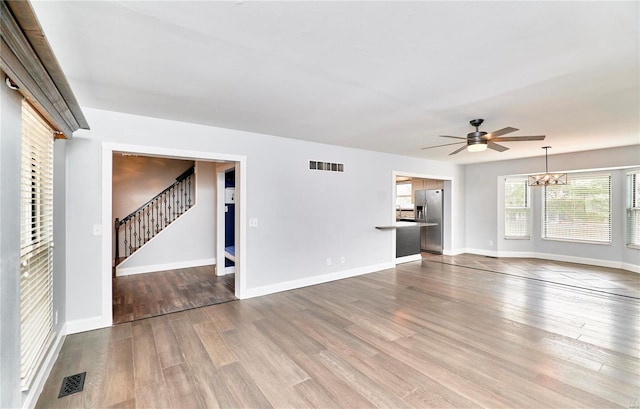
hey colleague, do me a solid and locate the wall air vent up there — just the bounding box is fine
[309,161,344,172]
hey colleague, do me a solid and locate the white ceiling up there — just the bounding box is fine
[31,1,639,164]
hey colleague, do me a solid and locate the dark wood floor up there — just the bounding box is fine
[113,265,236,324]
[38,256,640,408]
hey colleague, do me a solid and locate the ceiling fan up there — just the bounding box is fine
[421,119,546,155]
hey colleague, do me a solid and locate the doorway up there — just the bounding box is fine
[110,154,238,323]
[392,171,454,262]
[101,143,247,327]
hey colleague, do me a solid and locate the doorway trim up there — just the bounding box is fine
[101,143,247,327]
[216,163,236,277]
[391,171,455,263]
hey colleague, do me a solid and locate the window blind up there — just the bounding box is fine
[20,100,54,390]
[543,173,611,244]
[627,171,640,248]
[504,177,530,239]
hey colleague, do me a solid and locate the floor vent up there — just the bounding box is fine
[58,372,86,398]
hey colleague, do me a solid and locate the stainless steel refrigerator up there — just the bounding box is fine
[414,189,443,254]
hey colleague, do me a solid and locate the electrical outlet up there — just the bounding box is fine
[327,258,332,266]
[489,240,493,247]
[54,310,58,325]
[249,218,258,227]
[340,256,346,263]
[92,224,102,236]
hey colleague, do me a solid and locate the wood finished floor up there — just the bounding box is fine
[112,265,236,324]
[423,253,640,298]
[38,256,640,408]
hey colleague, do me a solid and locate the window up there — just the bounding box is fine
[396,182,412,209]
[543,173,611,244]
[627,171,640,248]
[504,177,530,239]
[20,101,54,390]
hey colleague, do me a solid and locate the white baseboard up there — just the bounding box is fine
[464,248,499,258]
[21,329,66,409]
[224,266,235,275]
[116,258,216,277]
[622,262,640,274]
[64,315,111,335]
[464,249,640,274]
[242,262,395,299]
[444,248,466,256]
[395,254,422,264]
[532,252,623,269]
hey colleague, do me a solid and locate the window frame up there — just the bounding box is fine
[504,177,531,240]
[627,170,640,249]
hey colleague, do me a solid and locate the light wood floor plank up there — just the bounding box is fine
[35,255,640,409]
[161,363,205,409]
[218,362,273,408]
[101,338,135,407]
[192,321,238,367]
[169,318,236,408]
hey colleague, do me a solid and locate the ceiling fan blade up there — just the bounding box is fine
[449,145,467,155]
[439,135,467,140]
[486,127,518,139]
[421,141,465,150]
[491,135,546,142]
[487,142,509,152]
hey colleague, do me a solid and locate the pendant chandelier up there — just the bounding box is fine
[528,146,567,186]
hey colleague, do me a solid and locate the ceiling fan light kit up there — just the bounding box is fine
[421,118,546,155]
[528,146,567,187]
[467,141,487,152]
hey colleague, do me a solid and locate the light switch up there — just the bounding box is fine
[249,218,258,227]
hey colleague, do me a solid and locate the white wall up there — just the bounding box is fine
[112,154,194,221]
[0,69,23,409]
[116,161,217,275]
[64,107,465,329]
[465,146,640,269]
[52,141,67,334]
[112,154,194,261]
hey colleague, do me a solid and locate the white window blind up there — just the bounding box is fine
[627,171,640,248]
[543,173,611,244]
[504,177,530,239]
[20,100,54,390]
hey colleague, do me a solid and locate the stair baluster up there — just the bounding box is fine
[114,166,195,265]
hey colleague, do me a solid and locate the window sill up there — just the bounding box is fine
[542,237,612,246]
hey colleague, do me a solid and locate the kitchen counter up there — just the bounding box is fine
[375,221,438,230]
[378,221,438,258]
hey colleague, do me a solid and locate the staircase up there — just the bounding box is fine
[114,166,195,265]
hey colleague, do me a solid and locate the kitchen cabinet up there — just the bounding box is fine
[396,224,420,257]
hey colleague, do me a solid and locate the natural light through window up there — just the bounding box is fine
[396,182,412,209]
[505,177,530,239]
[627,171,640,248]
[543,173,611,244]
